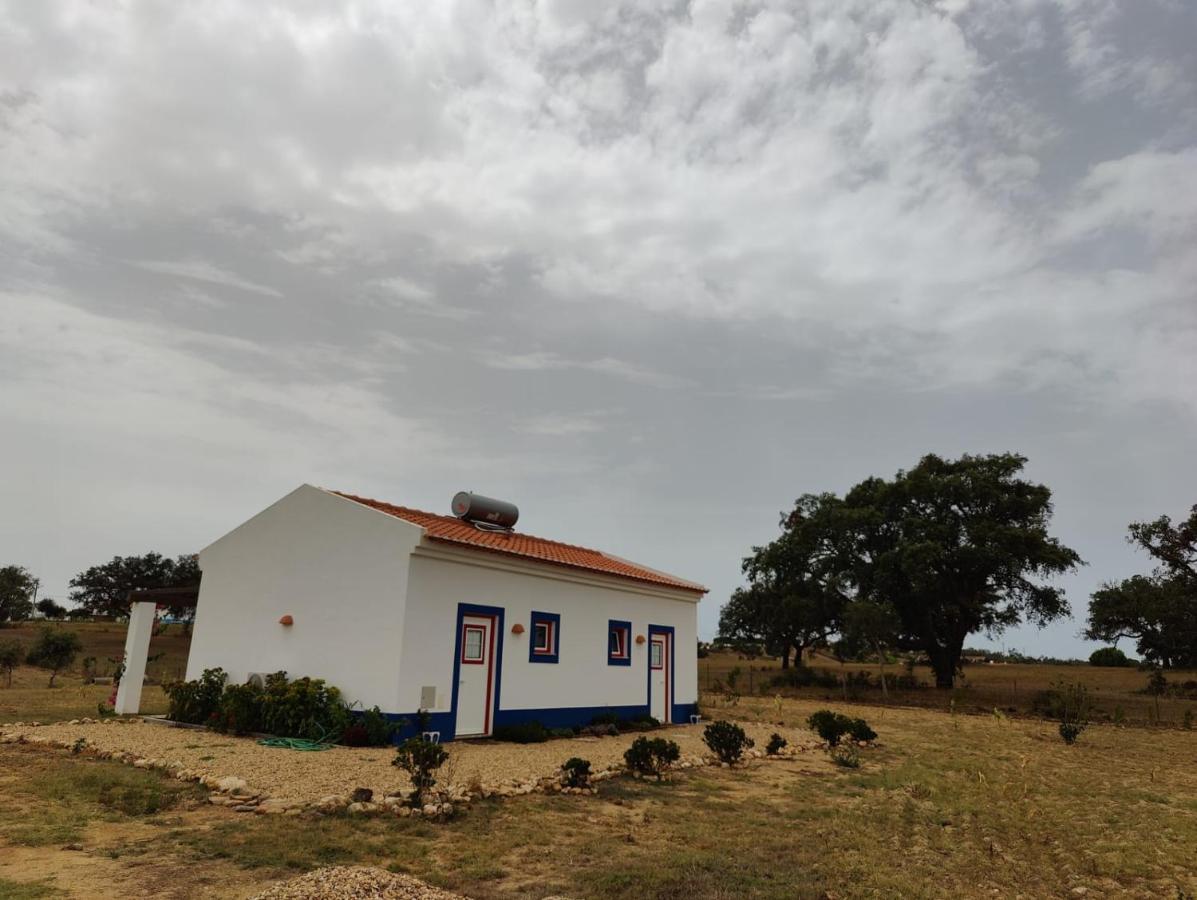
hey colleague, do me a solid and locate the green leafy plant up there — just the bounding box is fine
[830,744,861,768]
[163,667,227,725]
[257,673,350,742]
[71,737,87,755]
[1088,646,1132,667]
[765,733,787,756]
[561,757,592,789]
[392,737,448,808]
[807,710,876,746]
[210,682,263,735]
[623,736,680,779]
[1056,681,1092,745]
[703,720,754,765]
[0,639,21,687]
[492,721,550,743]
[25,626,84,686]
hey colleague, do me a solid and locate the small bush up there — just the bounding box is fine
[765,733,787,756]
[590,711,620,727]
[351,706,402,747]
[579,723,618,738]
[1146,670,1168,696]
[830,744,861,768]
[258,674,350,742]
[623,736,680,779]
[210,682,263,735]
[549,727,577,739]
[807,710,876,746]
[847,718,877,743]
[0,639,21,687]
[561,757,592,788]
[392,737,448,807]
[1089,646,1132,667]
[164,667,227,725]
[25,626,83,687]
[492,721,550,743]
[1055,681,1092,745]
[703,720,754,765]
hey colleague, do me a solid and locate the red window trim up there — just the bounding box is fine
[461,623,487,665]
[609,626,629,659]
[532,620,555,655]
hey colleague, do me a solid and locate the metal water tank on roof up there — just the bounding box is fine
[451,492,519,529]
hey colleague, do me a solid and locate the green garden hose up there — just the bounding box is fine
[255,736,332,751]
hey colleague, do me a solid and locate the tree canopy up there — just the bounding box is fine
[0,565,38,623]
[25,626,83,686]
[721,453,1081,688]
[718,493,846,668]
[69,553,200,619]
[1086,505,1197,668]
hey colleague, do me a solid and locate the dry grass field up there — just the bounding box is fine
[701,650,1197,726]
[1,692,1195,899]
[3,636,1197,897]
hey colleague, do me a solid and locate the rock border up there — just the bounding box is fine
[0,718,812,820]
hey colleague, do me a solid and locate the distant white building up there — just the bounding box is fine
[180,485,706,740]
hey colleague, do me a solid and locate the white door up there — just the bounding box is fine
[649,633,670,723]
[457,615,496,737]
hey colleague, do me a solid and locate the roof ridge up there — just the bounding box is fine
[330,490,617,554]
[326,488,707,594]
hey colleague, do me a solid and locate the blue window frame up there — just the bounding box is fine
[529,611,560,663]
[607,619,632,666]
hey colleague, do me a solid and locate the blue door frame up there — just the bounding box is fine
[646,624,675,724]
[449,602,505,739]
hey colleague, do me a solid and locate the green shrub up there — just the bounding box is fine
[258,674,350,742]
[561,757,592,788]
[703,720,754,765]
[807,710,876,746]
[164,667,227,725]
[623,736,680,779]
[765,733,787,756]
[830,744,861,768]
[590,711,620,727]
[362,706,402,746]
[0,639,21,687]
[579,723,618,738]
[210,682,263,735]
[1055,681,1092,745]
[392,737,448,807]
[492,721,550,743]
[25,626,83,687]
[549,727,577,739]
[1089,646,1132,667]
[847,718,877,742]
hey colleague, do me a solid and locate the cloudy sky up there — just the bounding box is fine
[2,0,1194,657]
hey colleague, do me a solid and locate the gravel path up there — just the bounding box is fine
[0,718,818,803]
[250,867,465,899]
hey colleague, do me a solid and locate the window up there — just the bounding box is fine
[461,624,486,664]
[650,640,664,669]
[607,619,632,666]
[528,611,560,663]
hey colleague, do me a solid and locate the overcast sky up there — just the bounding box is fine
[2,0,1194,657]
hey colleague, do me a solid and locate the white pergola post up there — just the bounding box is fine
[114,601,157,715]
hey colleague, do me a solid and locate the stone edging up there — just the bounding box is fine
[0,718,811,819]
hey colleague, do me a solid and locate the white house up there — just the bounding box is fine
[171,485,706,740]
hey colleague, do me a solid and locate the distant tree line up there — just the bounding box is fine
[720,451,1197,687]
[0,553,200,626]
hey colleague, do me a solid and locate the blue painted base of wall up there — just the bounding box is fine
[378,702,699,743]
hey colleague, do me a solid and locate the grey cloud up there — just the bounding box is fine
[1,0,1195,656]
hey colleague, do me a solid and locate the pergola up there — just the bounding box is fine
[113,586,199,715]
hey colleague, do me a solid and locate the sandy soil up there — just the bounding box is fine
[0,718,818,802]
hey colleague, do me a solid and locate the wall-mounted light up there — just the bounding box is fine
[635,634,646,645]
[511,623,525,635]
[279,615,294,626]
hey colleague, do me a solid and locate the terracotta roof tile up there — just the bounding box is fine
[330,491,707,595]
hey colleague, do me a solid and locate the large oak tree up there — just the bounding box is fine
[834,453,1081,687]
[1086,505,1197,668]
[69,553,200,620]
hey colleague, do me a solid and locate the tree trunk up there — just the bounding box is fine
[780,647,790,670]
[875,642,888,701]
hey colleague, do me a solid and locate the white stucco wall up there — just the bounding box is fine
[398,545,700,719]
[186,485,422,711]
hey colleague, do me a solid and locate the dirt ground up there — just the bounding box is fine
[0,717,818,802]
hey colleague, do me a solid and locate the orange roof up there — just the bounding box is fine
[331,491,707,595]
